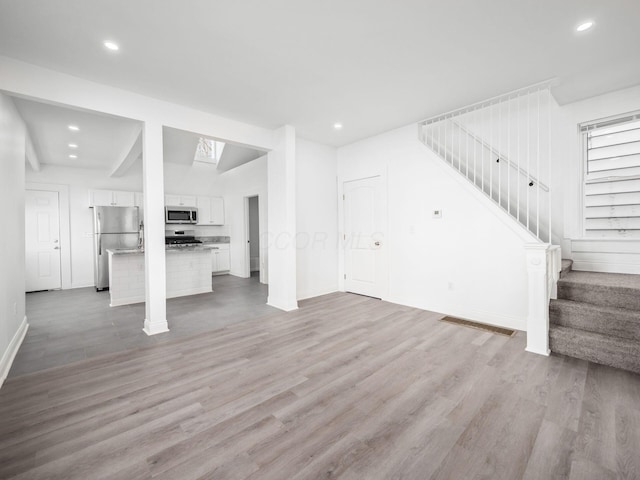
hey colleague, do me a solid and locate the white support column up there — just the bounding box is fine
[525,243,550,356]
[267,125,298,311]
[142,121,169,335]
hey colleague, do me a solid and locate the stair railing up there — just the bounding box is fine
[448,119,550,193]
[419,81,553,243]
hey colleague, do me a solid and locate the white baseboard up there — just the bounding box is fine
[0,316,29,389]
[384,297,527,332]
[297,287,339,301]
[267,295,299,312]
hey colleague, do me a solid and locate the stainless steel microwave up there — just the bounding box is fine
[165,206,198,224]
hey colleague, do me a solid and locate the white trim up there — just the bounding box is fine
[297,287,340,301]
[385,298,527,332]
[525,346,551,356]
[242,194,262,279]
[143,318,169,336]
[243,196,251,278]
[25,183,72,290]
[0,316,28,389]
[267,296,299,312]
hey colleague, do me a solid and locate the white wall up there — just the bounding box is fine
[338,124,533,330]
[557,84,640,273]
[0,93,28,385]
[296,138,339,300]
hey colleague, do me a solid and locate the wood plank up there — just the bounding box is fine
[0,292,638,479]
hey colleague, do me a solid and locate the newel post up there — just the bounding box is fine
[525,243,551,356]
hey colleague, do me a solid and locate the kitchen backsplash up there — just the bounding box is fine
[197,236,231,243]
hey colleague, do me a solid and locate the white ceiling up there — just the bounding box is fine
[11,97,141,169]
[162,127,201,166]
[217,144,265,173]
[1,0,639,146]
[163,126,263,172]
[11,97,262,173]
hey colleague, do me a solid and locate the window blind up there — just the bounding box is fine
[582,116,640,237]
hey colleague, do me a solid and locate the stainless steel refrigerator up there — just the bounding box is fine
[92,206,140,291]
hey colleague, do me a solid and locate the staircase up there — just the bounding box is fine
[418,82,562,355]
[419,82,553,243]
[550,260,640,373]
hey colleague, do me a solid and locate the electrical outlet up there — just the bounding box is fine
[433,210,443,219]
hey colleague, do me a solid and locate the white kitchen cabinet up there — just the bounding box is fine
[196,196,225,225]
[89,189,136,207]
[113,190,135,206]
[165,195,197,207]
[211,197,225,225]
[196,196,211,225]
[210,244,230,273]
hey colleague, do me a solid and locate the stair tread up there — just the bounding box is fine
[551,324,640,344]
[550,298,640,317]
[559,270,640,291]
[561,259,573,270]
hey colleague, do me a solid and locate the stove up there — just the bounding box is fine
[165,235,203,247]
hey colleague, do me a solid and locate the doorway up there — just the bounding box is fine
[343,176,385,298]
[246,195,261,278]
[25,189,62,291]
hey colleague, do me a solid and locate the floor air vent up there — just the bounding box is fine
[440,316,515,336]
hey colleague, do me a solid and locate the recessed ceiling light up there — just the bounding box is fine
[69,154,78,159]
[334,123,343,130]
[68,143,78,148]
[68,125,79,131]
[576,21,594,32]
[103,41,119,51]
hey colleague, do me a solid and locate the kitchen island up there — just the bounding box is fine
[107,247,212,306]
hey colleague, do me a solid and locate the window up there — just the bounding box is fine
[581,113,640,238]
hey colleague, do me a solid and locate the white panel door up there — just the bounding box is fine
[25,190,61,291]
[344,176,384,298]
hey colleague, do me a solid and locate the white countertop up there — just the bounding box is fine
[107,246,215,255]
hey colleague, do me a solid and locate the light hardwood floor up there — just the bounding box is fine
[1,292,639,479]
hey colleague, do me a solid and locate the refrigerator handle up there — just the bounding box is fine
[97,212,102,255]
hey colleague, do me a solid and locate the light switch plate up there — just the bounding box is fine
[432,210,443,219]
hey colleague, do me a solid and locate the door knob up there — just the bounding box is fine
[374,241,381,246]
[54,239,59,243]
[54,246,60,250]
